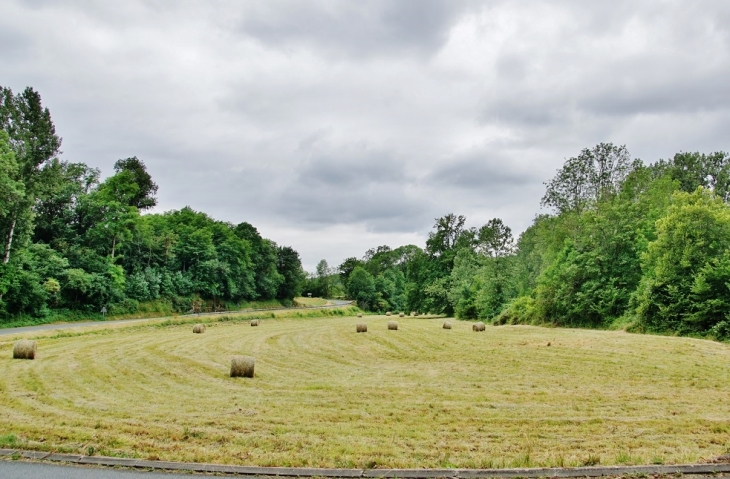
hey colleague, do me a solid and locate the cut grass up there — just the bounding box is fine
[293,297,329,307]
[0,317,729,468]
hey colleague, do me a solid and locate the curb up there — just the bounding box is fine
[2,449,729,478]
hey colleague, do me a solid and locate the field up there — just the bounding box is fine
[1,312,729,469]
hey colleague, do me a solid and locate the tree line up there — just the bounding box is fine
[0,86,305,324]
[314,143,730,341]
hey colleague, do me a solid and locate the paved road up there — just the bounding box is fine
[0,460,201,478]
[0,300,353,337]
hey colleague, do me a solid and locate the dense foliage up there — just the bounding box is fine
[328,143,730,341]
[0,86,304,324]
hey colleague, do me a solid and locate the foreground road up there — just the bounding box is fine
[0,461,202,478]
[0,300,353,336]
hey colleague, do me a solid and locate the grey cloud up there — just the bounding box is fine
[270,146,429,232]
[427,153,540,191]
[298,150,406,187]
[238,0,475,58]
[4,0,730,268]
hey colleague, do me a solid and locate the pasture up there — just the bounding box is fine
[1,313,729,469]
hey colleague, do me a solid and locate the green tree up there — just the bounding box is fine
[0,86,61,264]
[113,157,158,210]
[348,266,376,310]
[541,143,634,214]
[276,246,304,300]
[635,188,730,335]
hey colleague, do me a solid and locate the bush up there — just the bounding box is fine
[494,296,539,325]
[108,298,139,315]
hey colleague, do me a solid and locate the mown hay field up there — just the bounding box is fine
[1,314,729,469]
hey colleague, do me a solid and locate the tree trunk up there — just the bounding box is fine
[3,216,17,264]
[111,235,117,260]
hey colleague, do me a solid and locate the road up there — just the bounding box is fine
[0,300,353,337]
[0,461,202,478]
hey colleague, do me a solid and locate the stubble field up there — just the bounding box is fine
[1,312,729,469]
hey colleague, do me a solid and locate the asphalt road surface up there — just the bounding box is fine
[0,461,204,478]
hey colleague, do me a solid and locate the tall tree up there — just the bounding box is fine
[276,246,304,300]
[0,87,61,263]
[541,143,634,214]
[113,157,158,210]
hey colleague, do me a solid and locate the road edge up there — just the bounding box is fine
[2,449,730,478]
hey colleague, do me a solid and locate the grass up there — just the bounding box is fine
[1,316,729,468]
[0,298,326,330]
[293,297,329,307]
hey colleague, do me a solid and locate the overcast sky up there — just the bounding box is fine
[2,1,730,272]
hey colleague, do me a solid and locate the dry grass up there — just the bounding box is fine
[1,316,729,469]
[230,355,255,378]
[294,297,328,307]
[12,340,36,359]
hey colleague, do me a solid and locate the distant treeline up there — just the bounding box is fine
[307,143,730,341]
[0,86,305,324]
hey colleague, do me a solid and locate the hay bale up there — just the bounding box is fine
[357,313,363,318]
[386,311,392,316]
[356,323,367,333]
[192,323,205,334]
[414,312,420,317]
[472,322,486,332]
[250,319,259,327]
[443,321,452,329]
[387,321,399,330]
[230,356,255,378]
[399,312,404,318]
[13,340,36,360]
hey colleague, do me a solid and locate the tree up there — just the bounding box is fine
[348,266,376,310]
[476,218,514,257]
[313,259,336,298]
[113,157,158,209]
[234,222,283,299]
[541,143,634,214]
[661,151,730,201]
[0,86,61,264]
[0,131,23,225]
[276,246,304,300]
[338,256,363,291]
[635,188,730,335]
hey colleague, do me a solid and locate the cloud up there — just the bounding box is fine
[427,151,540,191]
[237,1,475,59]
[2,0,730,270]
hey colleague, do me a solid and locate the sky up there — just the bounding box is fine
[2,0,730,272]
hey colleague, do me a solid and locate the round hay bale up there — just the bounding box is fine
[192,323,205,334]
[250,319,259,327]
[356,323,367,333]
[443,321,452,329]
[386,311,391,316]
[13,340,37,360]
[472,322,486,332]
[399,312,404,318]
[357,313,363,318]
[387,321,398,330]
[230,356,255,378]
[414,312,420,317]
